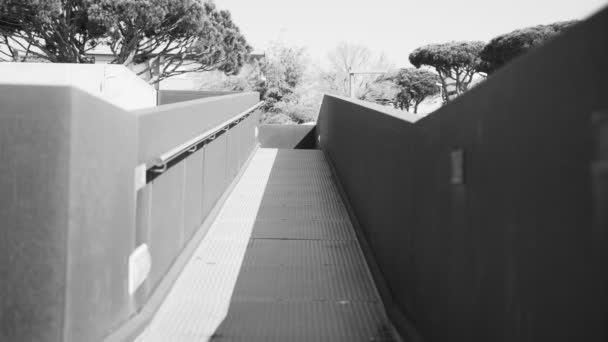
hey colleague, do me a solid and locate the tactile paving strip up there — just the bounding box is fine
[134,149,278,342]
[135,149,398,342]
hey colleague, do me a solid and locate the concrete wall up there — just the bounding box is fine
[0,86,260,341]
[318,8,608,342]
[64,90,138,342]
[157,90,243,105]
[0,85,73,342]
[0,86,137,342]
[0,63,157,110]
[132,93,260,317]
[258,124,318,149]
[136,92,259,166]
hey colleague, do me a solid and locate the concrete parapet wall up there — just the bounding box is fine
[157,90,244,105]
[0,85,260,341]
[0,63,157,111]
[0,85,137,341]
[1,85,73,342]
[136,92,259,166]
[318,7,608,342]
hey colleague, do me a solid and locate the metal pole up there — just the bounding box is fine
[348,70,388,99]
[349,72,354,98]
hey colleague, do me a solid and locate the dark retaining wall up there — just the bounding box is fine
[258,124,317,149]
[317,7,608,342]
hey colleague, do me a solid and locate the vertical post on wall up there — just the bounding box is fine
[348,70,388,99]
[349,68,354,98]
[153,58,160,91]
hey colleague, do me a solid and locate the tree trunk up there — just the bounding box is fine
[413,98,424,114]
[436,68,450,104]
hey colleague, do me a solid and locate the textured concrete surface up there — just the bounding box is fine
[0,85,72,342]
[126,110,260,337]
[258,124,318,149]
[0,84,259,341]
[157,90,242,105]
[136,149,397,342]
[0,86,139,342]
[317,8,608,342]
[135,92,259,166]
[65,88,138,342]
[0,63,157,110]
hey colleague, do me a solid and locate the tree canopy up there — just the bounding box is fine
[0,0,103,62]
[0,0,251,83]
[321,42,393,98]
[197,41,320,124]
[257,43,308,112]
[479,20,578,74]
[409,41,484,102]
[385,68,440,113]
[360,80,399,107]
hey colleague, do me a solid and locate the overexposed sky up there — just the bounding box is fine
[214,0,607,67]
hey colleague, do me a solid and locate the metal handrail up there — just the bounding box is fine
[150,101,263,173]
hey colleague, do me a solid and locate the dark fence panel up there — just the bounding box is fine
[202,134,228,219]
[318,8,608,342]
[226,129,240,180]
[147,163,186,288]
[184,149,205,242]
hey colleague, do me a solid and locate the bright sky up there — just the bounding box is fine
[214,0,607,68]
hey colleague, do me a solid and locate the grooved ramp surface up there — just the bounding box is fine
[136,149,397,342]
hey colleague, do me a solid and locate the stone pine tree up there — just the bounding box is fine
[387,68,440,113]
[409,41,485,103]
[0,0,104,63]
[321,42,393,98]
[360,80,400,106]
[87,0,251,83]
[361,68,440,114]
[256,43,307,113]
[0,0,251,83]
[479,20,578,74]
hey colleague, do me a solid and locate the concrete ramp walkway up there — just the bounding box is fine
[136,149,397,342]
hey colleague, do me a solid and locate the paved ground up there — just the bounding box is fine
[136,149,398,342]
